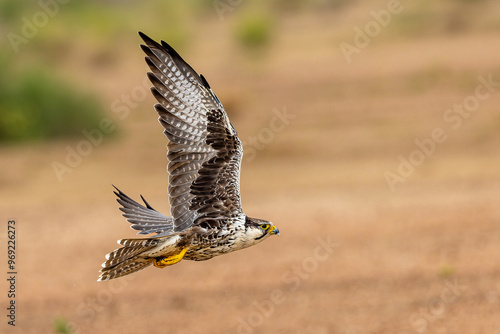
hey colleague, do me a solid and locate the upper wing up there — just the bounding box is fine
[139,32,244,232]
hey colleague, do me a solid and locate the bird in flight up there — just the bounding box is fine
[98,32,279,281]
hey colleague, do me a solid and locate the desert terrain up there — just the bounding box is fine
[1,1,500,333]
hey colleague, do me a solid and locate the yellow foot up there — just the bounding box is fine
[153,248,187,268]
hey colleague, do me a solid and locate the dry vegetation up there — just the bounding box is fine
[1,1,500,333]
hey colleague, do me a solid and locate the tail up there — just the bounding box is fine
[98,238,161,281]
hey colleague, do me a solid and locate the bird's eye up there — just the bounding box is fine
[260,224,269,230]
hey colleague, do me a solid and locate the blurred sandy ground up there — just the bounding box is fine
[1,1,500,333]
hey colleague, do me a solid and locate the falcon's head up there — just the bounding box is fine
[244,216,280,242]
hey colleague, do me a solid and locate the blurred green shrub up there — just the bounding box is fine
[438,264,455,279]
[0,1,26,23]
[53,317,72,333]
[234,13,273,49]
[271,0,351,12]
[0,57,107,142]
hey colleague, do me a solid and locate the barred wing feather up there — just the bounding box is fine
[113,185,173,236]
[139,32,244,232]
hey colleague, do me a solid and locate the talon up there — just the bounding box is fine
[153,248,187,268]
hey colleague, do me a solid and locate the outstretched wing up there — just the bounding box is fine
[139,32,244,233]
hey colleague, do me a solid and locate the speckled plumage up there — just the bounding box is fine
[98,33,279,281]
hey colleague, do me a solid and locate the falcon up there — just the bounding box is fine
[98,32,279,281]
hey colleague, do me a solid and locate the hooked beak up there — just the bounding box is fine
[270,226,280,236]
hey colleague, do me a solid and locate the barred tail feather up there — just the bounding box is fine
[98,257,153,281]
[98,238,160,281]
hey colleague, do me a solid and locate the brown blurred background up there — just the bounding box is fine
[1,0,500,333]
